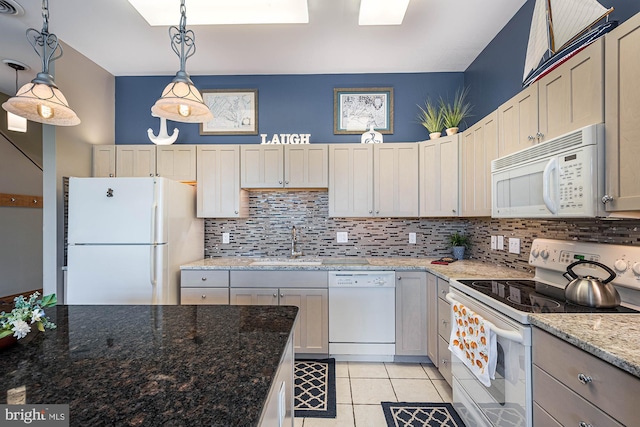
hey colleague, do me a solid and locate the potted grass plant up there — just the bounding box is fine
[441,87,473,136]
[416,99,444,139]
[448,231,471,260]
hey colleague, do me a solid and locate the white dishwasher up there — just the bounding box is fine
[328,271,396,361]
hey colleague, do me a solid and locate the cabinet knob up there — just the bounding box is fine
[369,210,373,214]
[201,277,207,281]
[279,180,283,184]
[201,295,206,299]
[285,181,289,185]
[601,195,614,204]
[375,210,379,214]
[578,422,594,427]
[273,293,277,298]
[528,135,536,141]
[149,173,154,177]
[536,131,544,139]
[234,210,238,214]
[280,293,284,298]
[441,359,447,365]
[109,173,114,177]
[442,319,448,325]
[397,276,402,281]
[577,373,593,384]
[452,209,456,213]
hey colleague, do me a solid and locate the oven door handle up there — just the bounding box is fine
[445,292,524,344]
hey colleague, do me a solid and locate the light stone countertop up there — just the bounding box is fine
[528,313,640,378]
[180,257,535,282]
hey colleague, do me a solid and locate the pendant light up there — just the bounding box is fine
[1,0,80,126]
[151,0,213,124]
[4,60,28,133]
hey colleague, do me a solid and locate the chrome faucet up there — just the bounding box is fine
[291,226,303,258]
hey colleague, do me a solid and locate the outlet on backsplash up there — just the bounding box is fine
[337,232,348,243]
[222,233,230,244]
[409,233,416,244]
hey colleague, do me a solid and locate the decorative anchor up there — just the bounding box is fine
[147,112,179,145]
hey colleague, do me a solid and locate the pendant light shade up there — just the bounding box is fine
[1,0,80,127]
[151,0,212,124]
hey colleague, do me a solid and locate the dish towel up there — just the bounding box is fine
[448,302,497,387]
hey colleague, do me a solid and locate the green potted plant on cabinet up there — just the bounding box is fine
[441,87,473,136]
[448,231,471,260]
[416,99,444,139]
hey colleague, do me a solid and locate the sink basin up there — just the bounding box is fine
[250,259,322,266]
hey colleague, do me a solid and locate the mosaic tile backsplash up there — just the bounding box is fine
[204,191,640,272]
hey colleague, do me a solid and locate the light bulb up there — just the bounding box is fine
[178,104,191,117]
[37,104,53,119]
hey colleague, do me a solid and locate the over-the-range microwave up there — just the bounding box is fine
[492,123,607,218]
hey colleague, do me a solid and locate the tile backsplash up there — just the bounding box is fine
[204,191,640,272]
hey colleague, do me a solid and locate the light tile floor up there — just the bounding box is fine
[295,362,452,427]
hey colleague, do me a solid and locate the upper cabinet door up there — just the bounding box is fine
[92,145,116,177]
[197,145,248,218]
[498,83,539,157]
[374,143,419,218]
[241,145,284,188]
[605,15,640,212]
[116,145,156,177]
[156,145,197,181]
[284,144,329,188]
[329,144,373,217]
[538,38,604,141]
[419,135,460,217]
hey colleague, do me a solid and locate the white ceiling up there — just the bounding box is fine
[0,0,526,96]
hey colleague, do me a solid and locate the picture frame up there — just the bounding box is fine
[200,89,258,135]
[333,87,394,134]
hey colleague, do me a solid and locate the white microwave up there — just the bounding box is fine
[492,123,607,218]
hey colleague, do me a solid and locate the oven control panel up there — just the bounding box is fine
[530,239,640,290]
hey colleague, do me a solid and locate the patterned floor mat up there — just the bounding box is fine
[294,358,336,418]
[382,402,466,427]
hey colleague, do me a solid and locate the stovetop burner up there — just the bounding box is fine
[455,279,640,314]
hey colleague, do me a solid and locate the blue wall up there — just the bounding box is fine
[115,73,463,145]
[465,0,640,120]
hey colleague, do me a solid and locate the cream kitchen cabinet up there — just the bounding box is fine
[461,112,498,216]
[395,271,428,356]
[106,144,197,181]
[498,39,604,157]
[533,328,640,427]
[196,145,249,218]
[230,271,328,355]
[419,135,460,217]
[180,270,229,305]
[241,144,328,188]
[92,145,116,177]
[426,273,439,366]
[329,143,419,217]
[604,14,640,212]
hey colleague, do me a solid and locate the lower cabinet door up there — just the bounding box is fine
[280,289,329,354]
[438,335,452,386]
[181,288,229,305]
[230,288,279,305]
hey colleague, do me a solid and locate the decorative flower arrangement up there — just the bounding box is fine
[0,292,57,340]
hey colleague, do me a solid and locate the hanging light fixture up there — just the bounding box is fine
[2,0,80,126]
[151,0,213,123]
[4,60,28,133]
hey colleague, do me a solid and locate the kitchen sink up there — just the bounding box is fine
[250,259,322,266]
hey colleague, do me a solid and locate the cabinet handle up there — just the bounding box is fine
[441,359,447,365]
[397,276,402,281]
[369,210,373,214]
[536,131,544,139]
[149,173,154,177]
[280,293,284,298]
[201,277,207,281]
[285,181,289,185]
[577,373,593,384]
[578,422,594,427]
[601,195,614,204]
[279,180,283,184]
[442,319,448,325]
[273,293,277,298]
[452,209,456,213]
[109,173,114,177]
[201,295,206,299]
[375,210,379,214]
[528,135,536,141]
[234,210,238,214]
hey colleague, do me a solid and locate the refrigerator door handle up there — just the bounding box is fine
[150,244,157,286]
[151,203,158,244]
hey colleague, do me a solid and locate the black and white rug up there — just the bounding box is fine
[294,358,336,418]
[382,402,466,427]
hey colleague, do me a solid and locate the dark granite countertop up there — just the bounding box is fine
[1,305,298,427]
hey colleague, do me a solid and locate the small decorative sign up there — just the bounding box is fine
[260,134,311,144]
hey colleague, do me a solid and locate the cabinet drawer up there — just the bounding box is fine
[181,270,229,287]
[437,279,450,301]
[438,335,452,385]
[181,288,229,305]
[533,366,624,427]
[533,403,562,427]
[533,328,640,427]
[230,270,327,288]
[437,298,451,340]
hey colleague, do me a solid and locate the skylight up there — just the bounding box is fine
[359,0,410,26]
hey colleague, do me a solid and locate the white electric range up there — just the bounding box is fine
[447,239,640,427]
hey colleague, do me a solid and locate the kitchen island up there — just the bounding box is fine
[0,304,297,427]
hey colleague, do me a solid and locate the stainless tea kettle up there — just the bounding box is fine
[563,260,620,308]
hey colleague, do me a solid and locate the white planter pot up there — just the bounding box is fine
[429,132,442,140]
[445,127,459,136]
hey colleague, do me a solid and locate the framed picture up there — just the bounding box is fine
[200,89,258,135]
[334,87,394,134]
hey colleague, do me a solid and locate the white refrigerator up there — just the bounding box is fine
[66,177,203,305]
